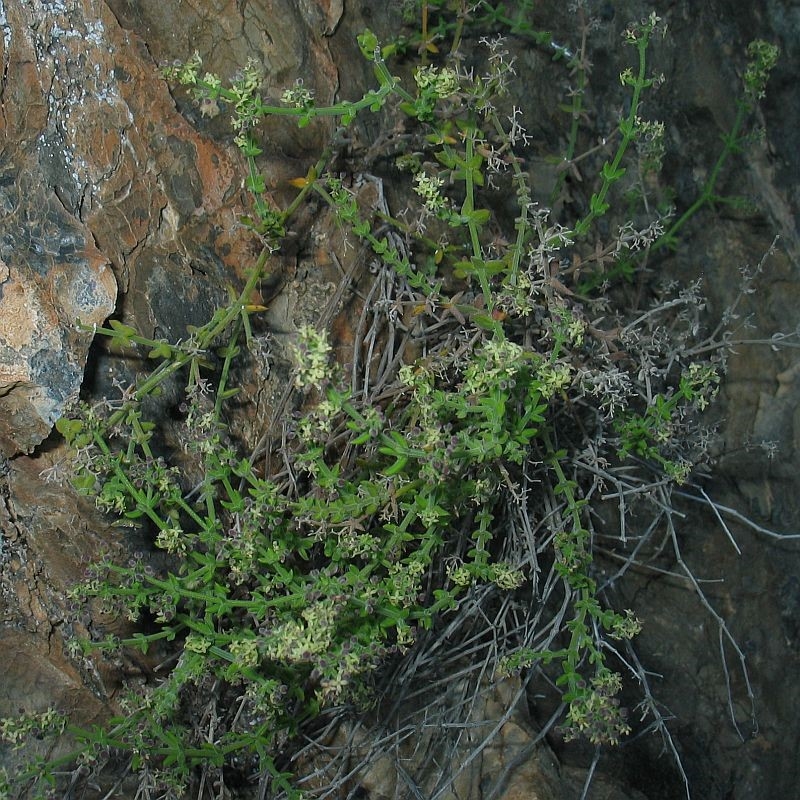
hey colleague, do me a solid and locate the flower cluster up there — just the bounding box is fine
[281,78,315,109]
[0,709,66,748]
[413,171,448,215]
[681,362,720,411]
[743,39,779,100]
[536,361,573,399]
[634,116,666,173]
[161,51,203,86]
[622,12,667,45]
[562,671,631,746]
[292,325,333,390]
[489,562,525,590]
[414,65,459,99]
[462,338,527,395]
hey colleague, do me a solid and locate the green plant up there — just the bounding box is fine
[2,6,784,799]
[576,35,779,292]
[656,38,779,249]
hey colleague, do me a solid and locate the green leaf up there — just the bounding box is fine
[239,140,263,158]
[589,193,610,216]
[357,29,379,60]
[108,319,137,336]
[383,456,408,476]
[472,314,502,334]
[465,208,491,225]
[107,319,138,346]
[56,417,83,442]
[71,472,96,493]
[147,341,173,360]
[574,219,591,237]
[478,257,506,275]
[369,94,385,112]
[555,670,573,688]
[353,220,371,237]
[217,343,241,359]
[601,162,626,182]
[619,117,635,138]
[246,174,266,194]
[434,149,458,169]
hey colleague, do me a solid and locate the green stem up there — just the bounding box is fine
[488,111,531,287]
[214,316,241,420]
[573,36,651,237]
[550,25,589,207]
[656,99,750,248]
[541,430,598,695]
[463,128,483,262]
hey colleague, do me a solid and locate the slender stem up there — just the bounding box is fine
[656,99,750,248]
[551,20,589,207]
[488,110,530,287]
[463,129,483,262]
[421,0,430,65]
[573,36,651,237]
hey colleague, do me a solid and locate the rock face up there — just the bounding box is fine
[0,454,112,779]
[1,0,341,456]
[0,0,120,455]
[0,1,799,799]
[0,251,115,456]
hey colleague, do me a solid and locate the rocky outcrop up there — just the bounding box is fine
[0,0,345,456]
[0,252,115,456]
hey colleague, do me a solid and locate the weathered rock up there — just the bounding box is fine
[0,0,347,459]
[0,251,115,456]
[0,452,118,766]
[0,77,117,456]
